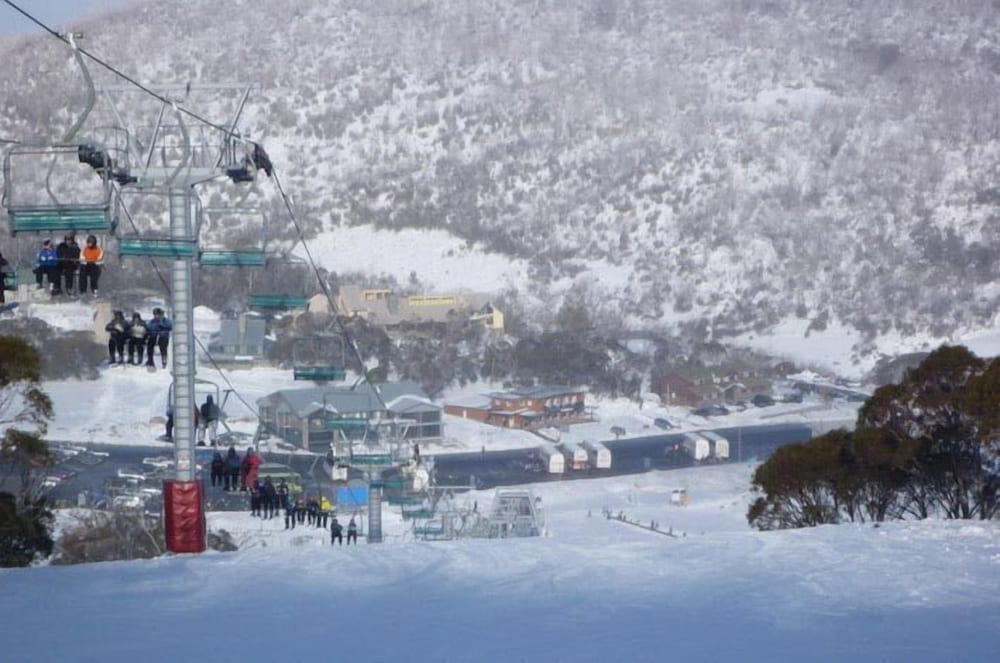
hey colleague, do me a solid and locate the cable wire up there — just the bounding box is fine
[270,171,389,411]
[115,192,260,418]
[4,0,386,414]
[2,0,241,141]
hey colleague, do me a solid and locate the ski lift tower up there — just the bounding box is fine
[98,82,269,553]
[329,414,416,544]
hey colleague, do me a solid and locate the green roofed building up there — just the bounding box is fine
[256,381,442,451]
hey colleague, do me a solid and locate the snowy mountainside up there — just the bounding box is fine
[0,0,997,360]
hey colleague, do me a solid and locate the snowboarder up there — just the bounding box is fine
[78,234,104,297]
[105,310,130,364]
[145,307,172,368]
[330,517,343,545]
[347,516,358,545]
[127,312,148,365]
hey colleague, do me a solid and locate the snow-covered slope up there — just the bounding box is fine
[3,463,998,662]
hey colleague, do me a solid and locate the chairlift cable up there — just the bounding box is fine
[1,0,242,142]
[3,0,381,411]
[270,170,389,411]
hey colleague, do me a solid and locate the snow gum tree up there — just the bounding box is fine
[859,346,997,520]
[749,345,998,530]
[0,336,55,567]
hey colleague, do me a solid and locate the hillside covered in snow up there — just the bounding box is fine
[0,0,997,366]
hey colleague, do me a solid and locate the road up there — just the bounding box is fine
[41,423,813,510]
[430,422,812,488]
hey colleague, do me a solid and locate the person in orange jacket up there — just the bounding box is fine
[78,234,104,297]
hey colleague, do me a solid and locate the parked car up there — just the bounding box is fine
[751,394,775,407]
[653,417,675,430]
[692,404,729,417]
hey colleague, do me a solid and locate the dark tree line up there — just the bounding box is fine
[748,346,999,530]
[0,336,55,567]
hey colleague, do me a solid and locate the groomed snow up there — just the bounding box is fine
[3,463,998,662]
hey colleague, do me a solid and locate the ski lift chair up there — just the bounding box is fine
[248,255,311,310]
[292,333,347,381]
[114,187,198,259]
[3,145,115,235]
[197,206,267,268]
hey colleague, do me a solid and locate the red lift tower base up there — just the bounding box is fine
[163,480,206,553]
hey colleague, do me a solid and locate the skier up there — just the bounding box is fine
[198,395,221,445]
[78,234,104,297]
[55,232,80,297]
[33,239,58,292]
[210,451,225,488]
[224,446,241,491]
[330,517,343,545]
[276,478,290,511]
[164,405,174,441]
[284,492,297,530]
[316,496,329,529]
[306,494,319,526]
[250,479,262,517]
[105,310,130,365]
[241,448,261,491]
[347,516,358,545]
[127,312,148,365]
[262,476,277,519]
[145,307,173,369]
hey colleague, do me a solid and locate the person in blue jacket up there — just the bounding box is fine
[145,307,173,368]
[33,239,59,292]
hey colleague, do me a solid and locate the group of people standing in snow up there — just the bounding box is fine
[207,446,359,544]
[33,232,105,297]
[105,306,172,367]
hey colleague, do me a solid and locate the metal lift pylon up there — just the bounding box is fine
[93,81,266,554]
